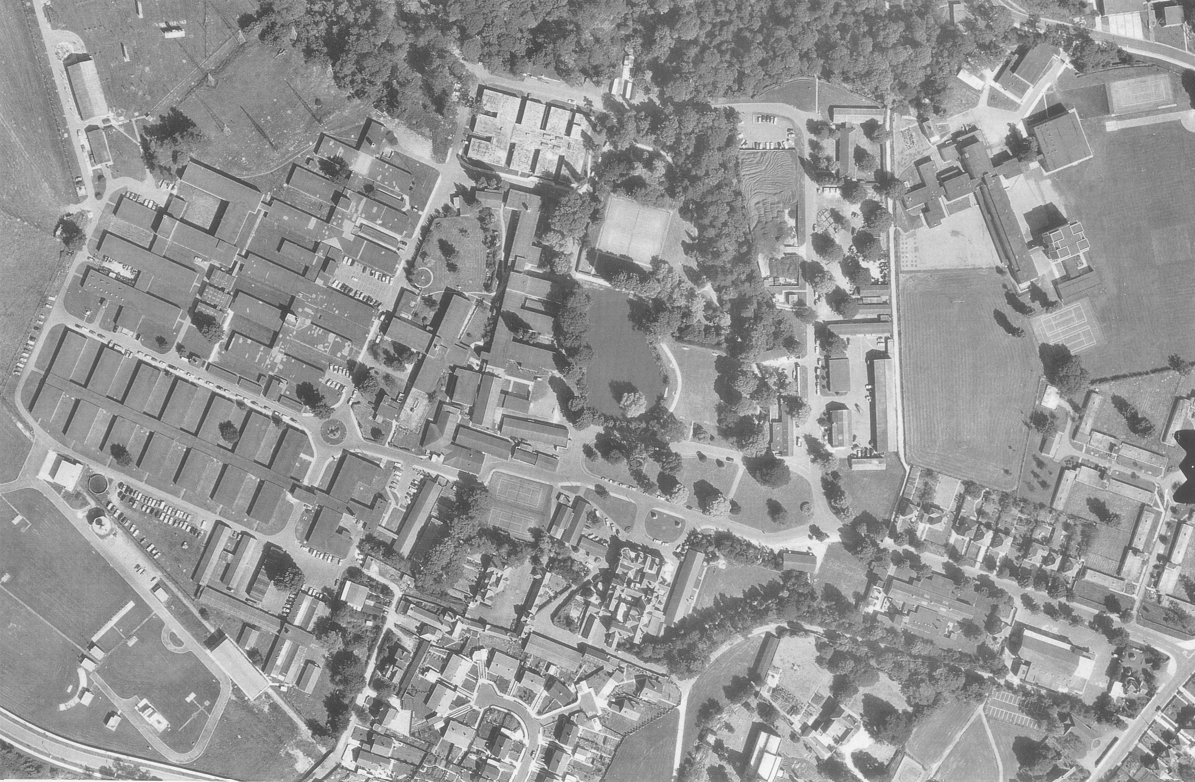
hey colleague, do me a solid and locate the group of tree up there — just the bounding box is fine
[1040,343,1089,398]
[261,546,306,592]
[410,477,493,595]
[1110,394,1155,438]
[141,107,204,179]
[55,213,87,255]
[295,381,335,419]
[190,310,225,344]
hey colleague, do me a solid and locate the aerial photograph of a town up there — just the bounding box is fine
[5,0,1195,781]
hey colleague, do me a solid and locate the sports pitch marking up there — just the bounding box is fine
[595,195,672,265]
[1030,298,1102,355]
[491,472,549,510]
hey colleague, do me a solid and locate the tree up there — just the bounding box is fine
[141,107,204,179]
[620,390,648,418]
[766,499,789,524]
[1169,354,1194,376]
[1111,395,1155,438]
[218,420,240,444]
[296,382,334,419]
[109,443,132,466]
[318,154,352,184]
[546,190,598,243]
[190,311,225,344]
[861,200,893,232]
[1040,343,1089,397]
[55,214,86,254]
[747,452,792,488]
[854,148,879,175]
[700,490,730,517]
[851,750,887,780]
[994,309,1025,338]
[1029,410,1056,436]
[262,548,305,591]
[841,178,869,203]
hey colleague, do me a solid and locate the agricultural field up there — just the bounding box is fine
[0,214,65,379]
[935,718,1000,782]
[1050,119,1195,378]
[0,0,77,225]
[837,454,905,521]
[899,270,1041,490]
[414,215,487,294]
[586,289,665,417]
[739,149,801,255]
[695,562,779,610]
[905,700,977,767]
[814,543,870,603]
[604,709,679,782]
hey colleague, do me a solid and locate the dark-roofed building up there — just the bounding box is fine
[388,475,445,557]
[454,425,512,459]
[549,495,591,547]
[826,356,850,395]
[829,408,850,448]
[994,44,1060,101]
[663,549,705,625]
[302,507,354,562]
[782,551,817,573]
[499,415,569,448]
[753,633,779,681]
[1031,110,1093,174]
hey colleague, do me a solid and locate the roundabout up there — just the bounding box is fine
[320,419,347,446]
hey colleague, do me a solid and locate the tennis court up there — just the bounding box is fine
[595,195,673,266]
[1106,73,1175,115]
[1030,298,1103,354]
[490,472,550,510]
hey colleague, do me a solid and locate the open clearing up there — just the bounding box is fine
[1049,119,1195,378]
[0,214,66,377]
[731,468,812,533]
[0,0,76,225]
[838,453,905,520]
[935,718,999,782]
[0,412,31,482]
[604,708,679,782]
[586,289,665,417]
[1064,484,1139,574]
[815,543,869,602]
[739,150,800,252]
[695,563,779,609]
[644,509,686,544]
[596,195,673,266]
[905,700,976,767]
[986,716,1046,780]
[195,694,321,781]
[666,343,724,442]
[899,270,1040,490]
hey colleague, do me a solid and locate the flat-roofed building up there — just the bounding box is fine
[1031,110,1093,174]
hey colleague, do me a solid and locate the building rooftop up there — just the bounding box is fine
[1032,110,1093,174]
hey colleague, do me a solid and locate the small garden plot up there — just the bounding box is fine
[695,562,779,610]
[414,215,488,293]
[935,718,999,782]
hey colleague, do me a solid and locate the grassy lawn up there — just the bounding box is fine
[1018,449,1063,505]
[681,455,738,511]
[415,215,488,293]
[1092,372,1192,459]
[695,563,779,610]
[899,270,1040,490]
[583,489,639,533]
[681,635,763,751]
[905,700,977,767]
[193,692,323,780]
[0,215,63,377]
[100,615,222,754]
[475,560,535,630]
[604,708,679,782]
[936,718,999,782]
[1050,119,1195,378]
[838,454,905,520]
[986,718,1046,780]
[105,127,148,182]
[1063,483,1140,574]
[815,543,870,603]
[731,468,813,533]
[0,413,31,482]
[644,509,686,544]
[586,289,665,417]
[666,343,726,443]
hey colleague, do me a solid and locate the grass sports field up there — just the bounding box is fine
[936,718,1000,782]
[0,488,165,757]
[899,270,1039,490]
[586,289,665,417]
[596,195,673,266]
[1050,118,1195,377]
[739,150,801,252]
[604,709,679,782]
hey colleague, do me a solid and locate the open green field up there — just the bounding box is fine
[900,270,1040,490]
[905,700,977,767]
[604,708,679,782]
[1093,372,1191,456]
[936,718,999,782]
[100,615,222,753]
[682,454,738,504]
[0,214,64,378]
[586,289,665,417]
[417,215,487,294]
[1050,120,1195,378]
[104,126,148,182]
[838,454,905,520]
[986,717,1046,780]
[695,563,779,610]
[815,542,869,602]
[0,412,31,482]
[732,468,812,532]
[0,0,76,224]
[193,693,323,781]
[665,343,725,443]
[681,635,763,751]
[1019,449,1063,505]
[1064,484,1139,574]
[583,488,639,533]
